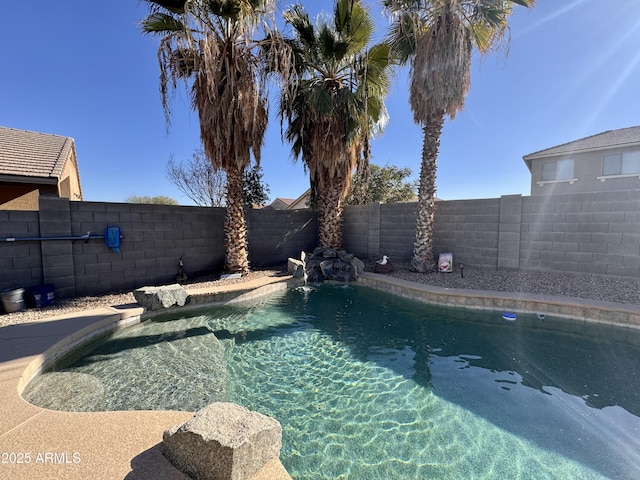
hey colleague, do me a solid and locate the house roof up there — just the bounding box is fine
[0,126,76,184]
[287,189,311,209]
[267,197,295,209]
[522,126,640,170]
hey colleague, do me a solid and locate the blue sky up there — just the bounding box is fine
[1,1,639,205]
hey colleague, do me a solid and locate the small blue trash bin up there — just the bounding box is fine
[29,284,56,308]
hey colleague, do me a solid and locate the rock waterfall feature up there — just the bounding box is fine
[288,247,365,283]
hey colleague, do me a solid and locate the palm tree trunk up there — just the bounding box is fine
[224,164,249,274]
[317,179,344,250]
[411,112,444,273]
[352,136,371,205]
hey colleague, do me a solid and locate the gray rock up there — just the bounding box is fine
[338,251,354,262]
[162,402,282,480]
[322,248,338,258]
[348,257,366,280]
[133,284,188,311]
[305,267,324,284]
[320,259,334,277]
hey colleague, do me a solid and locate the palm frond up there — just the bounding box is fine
[384,0,534,121]
[385,9,427,64]
[361,42,394,91]
[283,5,316,50]
[140,12,186,34]
[336,0,374,56]
[508,0,536,7]
[318,24,349,65]
[311,87,334,116]
[206,0,241,20]
[277,0,393,212]
[142,0,186,14]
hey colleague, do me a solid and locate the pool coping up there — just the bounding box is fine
[2,271,640,480]
[359,272,640,330]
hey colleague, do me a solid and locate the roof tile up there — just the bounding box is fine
[0,126,74,179]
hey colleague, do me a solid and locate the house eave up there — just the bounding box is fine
[0,174,58,185]
[523,140,640,162]
[522,140,640,173]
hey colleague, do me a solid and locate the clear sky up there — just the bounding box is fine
[1,1,639,205]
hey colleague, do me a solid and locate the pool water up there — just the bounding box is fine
[24,284,640,479]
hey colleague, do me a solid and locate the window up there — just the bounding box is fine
[541,159,574,181]
[603,151,640,176]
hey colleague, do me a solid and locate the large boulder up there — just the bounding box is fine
[346,255,365,280]
[133,284,188,311]
[162,402,282,480]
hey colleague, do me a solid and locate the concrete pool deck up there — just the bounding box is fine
[2,271,640,479]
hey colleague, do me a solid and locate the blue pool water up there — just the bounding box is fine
[24,284,640,479]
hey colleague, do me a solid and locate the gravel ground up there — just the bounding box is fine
[2,263,639,329]
[0,268,286,328]
[380,261,640,305]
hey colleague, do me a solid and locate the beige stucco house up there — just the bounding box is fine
[0,126,83,210]
[523,126,640,196]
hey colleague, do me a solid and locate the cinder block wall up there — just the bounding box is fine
[2,190,640,299]
[520,191,640,278]
[343,199,502,268]
[70,201,227,296]
[246,208,317,267]
[432,198,500,269]
[40,197,76,297]
[0,209,42,292]
[343,203,381,259]
[0,198,317,298]
[380,203,419,261]
[343,190,640,280]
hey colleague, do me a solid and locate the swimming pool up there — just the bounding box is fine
[24,284,640,479]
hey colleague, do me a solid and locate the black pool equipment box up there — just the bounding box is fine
[29,284,56,308]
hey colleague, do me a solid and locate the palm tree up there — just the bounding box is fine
[140,0,273,274]
[267,0,393,250]
[383,0,535,272]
